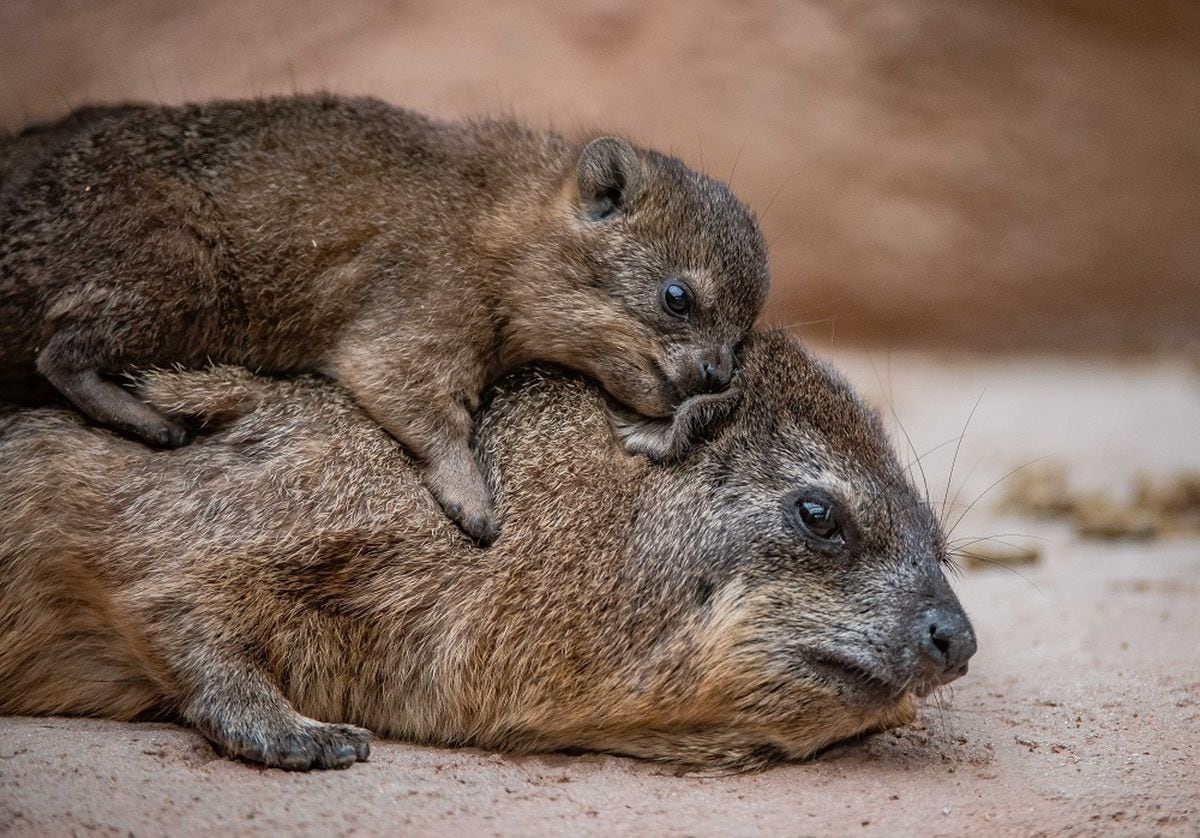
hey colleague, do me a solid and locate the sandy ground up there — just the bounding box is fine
[2,0,1198,351]
[1,351,1197,836]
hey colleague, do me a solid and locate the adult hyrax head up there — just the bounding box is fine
[593,330,977,759]
[505,135,769,418]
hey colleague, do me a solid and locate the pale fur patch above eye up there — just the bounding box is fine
[676,267,715,311]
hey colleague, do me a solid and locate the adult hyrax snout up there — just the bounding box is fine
[0,331,974,770]
[0,96,768,545]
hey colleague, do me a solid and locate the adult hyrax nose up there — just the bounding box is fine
[917,604,977,679]
[696,346,735,393]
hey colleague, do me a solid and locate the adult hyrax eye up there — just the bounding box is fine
[660,279,693,319]
[783,489,846,545]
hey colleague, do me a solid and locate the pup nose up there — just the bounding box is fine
[697,346,734,393]
[918,606,977,677]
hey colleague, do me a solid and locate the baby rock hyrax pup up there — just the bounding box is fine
[0,95,769,544]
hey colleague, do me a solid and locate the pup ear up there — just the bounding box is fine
[576,137,642,221]
[608,386,741,464]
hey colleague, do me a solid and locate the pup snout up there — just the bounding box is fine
[917,605,977,681]
[693,345,735,394]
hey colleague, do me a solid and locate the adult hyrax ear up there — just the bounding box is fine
[577,137,642,221]
[608,386,741,464]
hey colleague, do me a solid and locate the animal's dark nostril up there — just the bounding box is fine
[918,607,977,673]
[929,623,951,657]
[696,355,730,392]
[696,352,720,388]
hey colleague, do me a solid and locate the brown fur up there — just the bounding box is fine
[0,94,768,543]
[0,331,974,770]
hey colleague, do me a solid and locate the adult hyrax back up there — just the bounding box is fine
[0,95,768,544]
[0,331,975,770]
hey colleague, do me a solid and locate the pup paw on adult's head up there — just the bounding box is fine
[607,381,741,463]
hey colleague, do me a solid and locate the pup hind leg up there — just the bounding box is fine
[36,329,190,447]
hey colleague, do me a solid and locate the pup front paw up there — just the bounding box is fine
[440,496,500,547]
[458,507,501,547]
[425,456,500,547]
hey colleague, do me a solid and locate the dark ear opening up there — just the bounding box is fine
[608,385,741,464]
[577,137,642,221]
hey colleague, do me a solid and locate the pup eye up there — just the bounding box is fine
[661,281,692,318]
[783,489,846,545]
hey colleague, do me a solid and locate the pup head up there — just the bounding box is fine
[530,137,769,417]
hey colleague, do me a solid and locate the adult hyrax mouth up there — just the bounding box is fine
[809,652,971,710]
[805,652,910,707]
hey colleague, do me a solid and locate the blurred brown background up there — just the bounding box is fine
[3,0,1197,351]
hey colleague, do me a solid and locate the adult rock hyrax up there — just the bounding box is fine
[0,331,977,770]
[0,94,768,544]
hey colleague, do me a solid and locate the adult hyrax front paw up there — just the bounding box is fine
[216,718,373,771]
